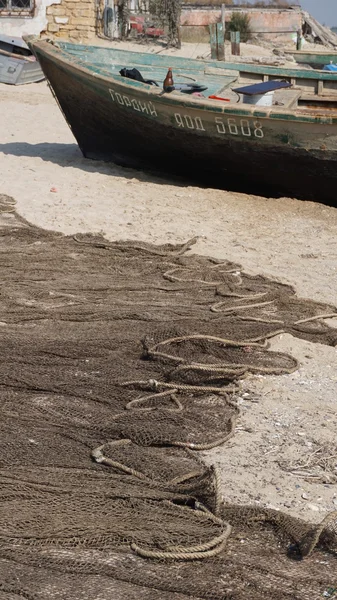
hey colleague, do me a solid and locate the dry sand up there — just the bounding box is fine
[0,46,336,524]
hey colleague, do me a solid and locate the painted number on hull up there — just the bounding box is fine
[174,114,264,138]
[215,117,264,138]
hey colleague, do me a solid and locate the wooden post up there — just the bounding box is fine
[176,1,182,49]
[231,31,240,56]
[210,24,217,60]
[210,22,224,61]
[216,23,224,60]
[107,0,114,39]
[221,3,226,60]
[296,28,302,50]
[177,24,182,50]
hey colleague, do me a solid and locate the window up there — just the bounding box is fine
[0,0,34,16]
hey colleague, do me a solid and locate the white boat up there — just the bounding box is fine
[0,34,44,85]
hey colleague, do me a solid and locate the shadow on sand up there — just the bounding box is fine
[0,140,303,201]
[0,141,197,188]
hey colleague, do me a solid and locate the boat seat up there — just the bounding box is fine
[273,88,302,108]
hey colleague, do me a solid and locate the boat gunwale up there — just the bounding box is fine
[26,37,337,125]
[285,49,337,57]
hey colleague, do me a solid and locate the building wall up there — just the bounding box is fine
[0,0,98,41]
[180,7,302,42]
[246,8,302,38]
[45,0,97,41]
[0,3,301,43]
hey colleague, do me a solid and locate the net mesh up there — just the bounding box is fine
[0,194,336,600]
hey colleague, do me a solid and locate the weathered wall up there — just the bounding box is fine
[1,3,301,43]
[180,8,219,42]
[180,7,302,42]
[247,7,302,38]
[0,0,97,41]
[0,0,59,37]
[45,0,96,41]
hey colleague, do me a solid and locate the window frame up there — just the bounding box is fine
[0,0,35,17]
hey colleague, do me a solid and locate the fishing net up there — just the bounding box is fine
[0,194,336,600]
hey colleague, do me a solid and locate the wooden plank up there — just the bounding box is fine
[0,47,34,61]
[204,66,239,76]
[302,10,337,49]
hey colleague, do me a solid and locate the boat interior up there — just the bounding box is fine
[0,35,33,59]
[56,42,337,114]
[0,35,44,85]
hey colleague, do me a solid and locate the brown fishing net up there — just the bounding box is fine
[0,194,336,600]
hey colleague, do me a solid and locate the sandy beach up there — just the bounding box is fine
[0,43,337,526]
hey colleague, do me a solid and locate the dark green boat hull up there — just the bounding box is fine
[28,39,337,205]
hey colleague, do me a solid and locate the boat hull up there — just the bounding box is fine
[286,50,337,68]
[0,53,45,84]
[32,43,337,204]
[0,35,44,84]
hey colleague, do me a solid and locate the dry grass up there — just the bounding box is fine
[279,444,337,484]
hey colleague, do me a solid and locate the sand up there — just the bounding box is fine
[0,45,336,523]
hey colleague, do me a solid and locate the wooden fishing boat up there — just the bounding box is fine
[25,36,337,203]
[0,34,44,85]
[285,49,337,69]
